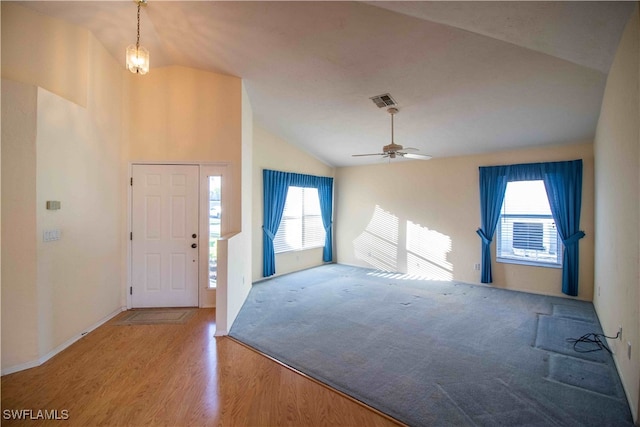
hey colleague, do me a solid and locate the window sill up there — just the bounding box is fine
[275,245,324,255]
[497,257,562,269]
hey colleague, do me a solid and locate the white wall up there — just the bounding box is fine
[215,233,245,335]
[36,86,123,354]
[252,125,335,281]
[335,142,595,300]
[593,6,640,421]
[225,83,254,323]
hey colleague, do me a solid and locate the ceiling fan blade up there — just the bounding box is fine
[403,153,432,160]
[352,153,385,157]
[403,147,419,152]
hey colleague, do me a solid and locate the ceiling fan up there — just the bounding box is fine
[352,107,432,161]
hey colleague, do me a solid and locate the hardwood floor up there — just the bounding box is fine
[1,309,400,426]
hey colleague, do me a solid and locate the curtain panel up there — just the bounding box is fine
[262,169,334,277]
[476,165,510,283]
[477,160,584,296]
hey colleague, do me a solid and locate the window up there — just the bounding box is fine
[496,180,562,267]
[208,176,221,289]
[273,186,325,253]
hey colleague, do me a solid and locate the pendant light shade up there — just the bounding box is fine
[126,0,149,75]
[126,44,149,75]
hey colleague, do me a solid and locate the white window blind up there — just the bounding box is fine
[497,180,562,267]
[273,186,325,253]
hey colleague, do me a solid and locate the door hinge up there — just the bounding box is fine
[130,232,133,241]
[130,177,133,186]
[130,286,133,295]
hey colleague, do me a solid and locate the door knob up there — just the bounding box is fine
[191,243,197,248]
[192,233,197,238]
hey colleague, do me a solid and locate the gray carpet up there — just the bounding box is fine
[229,264,633,426]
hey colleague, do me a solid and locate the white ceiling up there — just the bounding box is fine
[20,1,635,167]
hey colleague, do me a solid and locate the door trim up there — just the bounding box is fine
[199,164,230,308]
[126,161,231,309]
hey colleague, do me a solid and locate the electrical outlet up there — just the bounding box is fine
[627,341,631,360]
[474,263,481,271]
[618,326,623,340]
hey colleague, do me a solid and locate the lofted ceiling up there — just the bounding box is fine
[20,1,635,167]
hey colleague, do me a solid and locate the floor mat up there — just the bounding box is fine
[113,308,197,325]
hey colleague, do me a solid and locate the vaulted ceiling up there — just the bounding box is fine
[21,1,635,166]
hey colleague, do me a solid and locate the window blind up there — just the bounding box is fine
[497,181,562,267]
[274,187,325,253]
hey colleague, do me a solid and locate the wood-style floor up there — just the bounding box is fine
[1,309,400,426]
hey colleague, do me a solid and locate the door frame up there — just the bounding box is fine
[199,164,231,308]
[127,162,230,309]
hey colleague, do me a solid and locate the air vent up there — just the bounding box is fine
[370,93,397,108]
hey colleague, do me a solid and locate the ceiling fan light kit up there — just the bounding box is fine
[352,107,432,161]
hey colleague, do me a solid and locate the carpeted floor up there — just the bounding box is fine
[229,264,633,426]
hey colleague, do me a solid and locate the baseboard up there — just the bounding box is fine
[1,307,126,376]
[214,328,228,336]
[1,359,42,376]
[608,338,638,423]
[253,261,336,284]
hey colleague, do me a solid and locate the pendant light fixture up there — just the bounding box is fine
[126,0,149,75]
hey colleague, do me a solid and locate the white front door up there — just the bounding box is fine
[131,164,199,307]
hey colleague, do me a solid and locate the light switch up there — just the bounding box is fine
[43,229,61,242]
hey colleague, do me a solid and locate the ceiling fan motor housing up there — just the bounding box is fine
[383,142,403,154]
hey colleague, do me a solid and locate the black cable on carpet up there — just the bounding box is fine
[566,331,620,354]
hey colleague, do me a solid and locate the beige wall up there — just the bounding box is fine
[227,83,253,321]
[125,65,246,323]
[1,4,250,370]
[1,3,3,370]
[126,65,243,233]
[336,142,594,300]
[1,3,88,107]
[1,3,125,372]
[593,6,640,421]
[252,125,334,281]
[1,80,39,368]
[216,84,254,334]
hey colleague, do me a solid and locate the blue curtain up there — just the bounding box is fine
[262,170,291,277]
[263,169,334,277]
[542,160,585,296]
[317,177,334,262]
[476,166,510,283]
[477,160,584,295]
